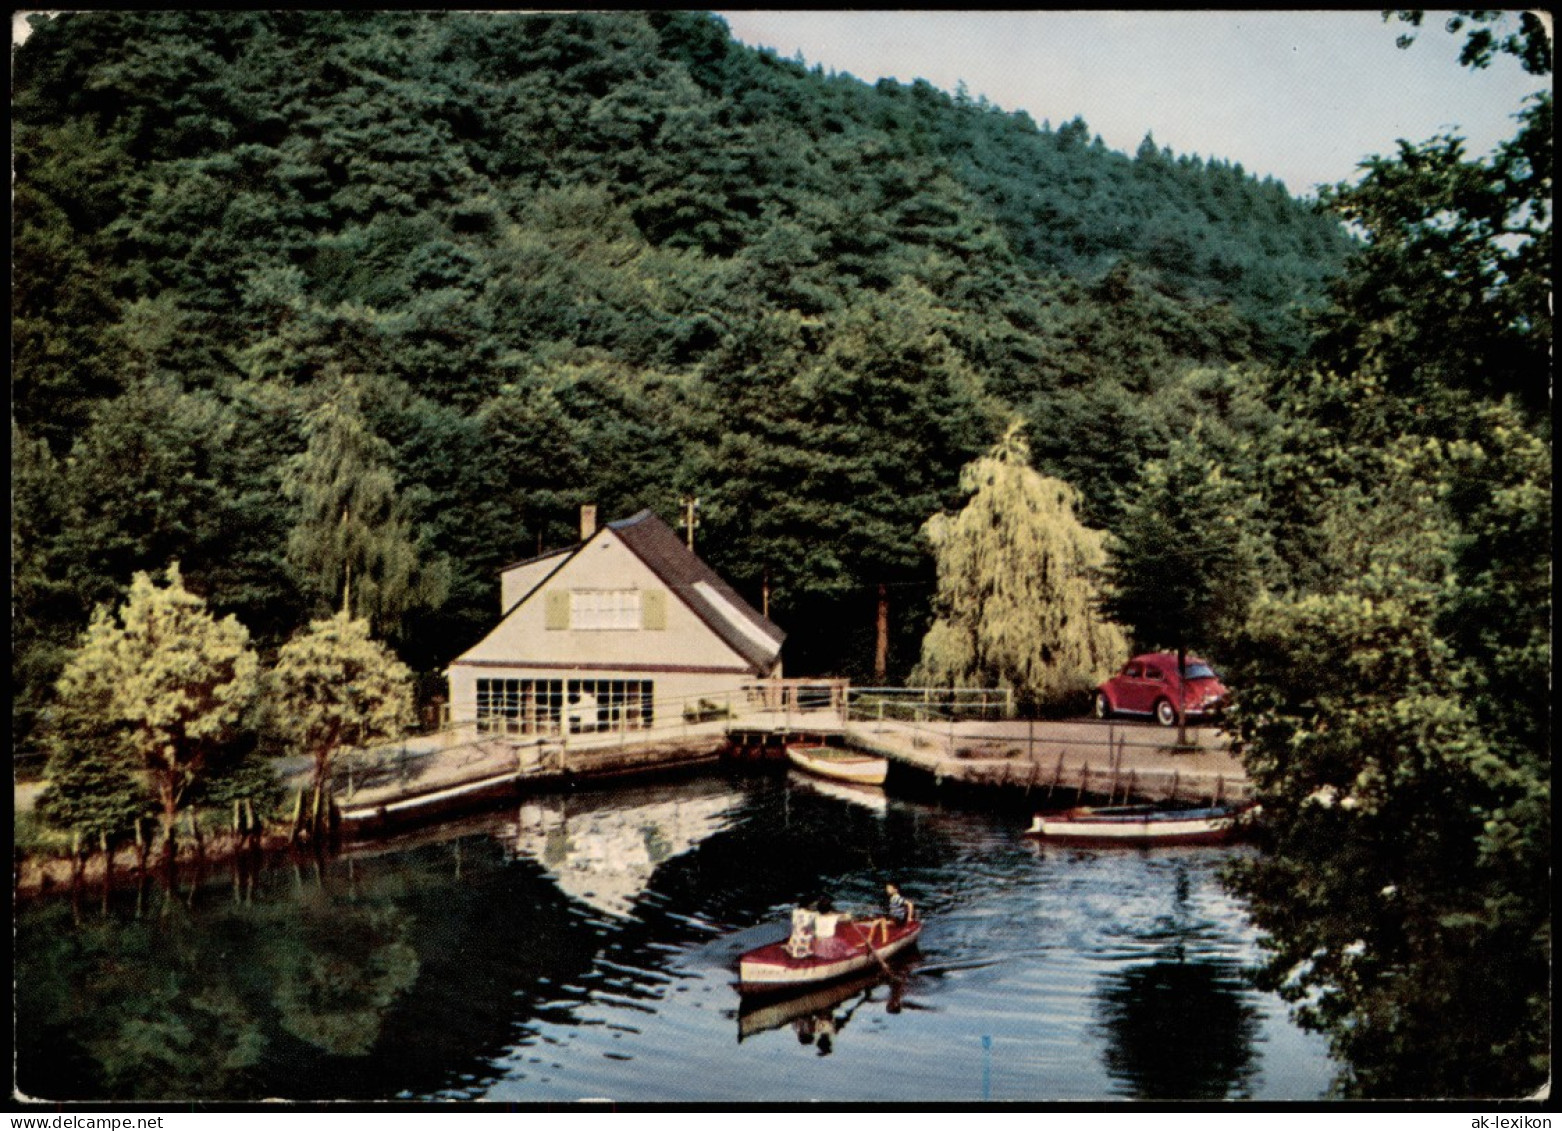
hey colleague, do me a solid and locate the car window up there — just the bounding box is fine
[1124,664,1142,679]
[1185,663,1217,680]
[1144,666,1163,681]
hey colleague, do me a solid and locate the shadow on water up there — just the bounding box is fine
[1095,950,1262,1100]
[1092,860,1262,1100]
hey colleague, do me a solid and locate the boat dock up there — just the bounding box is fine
[843,716,1249,809]
[334,683,1249,834]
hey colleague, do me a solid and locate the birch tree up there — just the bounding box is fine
[42,564,260,857]
[912,422,1128,711]
[269,611,416,807]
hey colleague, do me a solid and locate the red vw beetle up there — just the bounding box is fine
[1094,653,1228,726]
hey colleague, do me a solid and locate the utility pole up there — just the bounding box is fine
[680,496,700,551]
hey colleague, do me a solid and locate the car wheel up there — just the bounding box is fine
[1154,699,1178,727]
[1093,692,1112,720]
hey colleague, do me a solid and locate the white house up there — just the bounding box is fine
[447,509,784,736]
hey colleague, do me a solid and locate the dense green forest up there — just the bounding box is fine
[12,10,1550,1098]
[11,10,1351,736]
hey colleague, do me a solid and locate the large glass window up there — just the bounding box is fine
[566,679,654,733]
[477,677,653,735]
[476,678,562,735]
[570,589,641,630]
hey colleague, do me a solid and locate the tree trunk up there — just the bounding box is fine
[187,807,205,860]
[70,829,85,886]
[160,785,179,864]
[1175,644,1189,747]
[875,583,889,683]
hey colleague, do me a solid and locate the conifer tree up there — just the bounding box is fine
[36,620,151,859]
[1099,428,1263,743]
[912,422,1128,711]
[282,370,448,639]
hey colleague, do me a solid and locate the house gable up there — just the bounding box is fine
[608,510,784,672]
[453,513,783,676]
[498,546,573,614]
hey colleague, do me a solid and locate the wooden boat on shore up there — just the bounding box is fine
[1025,802,1253,846]
[738,916,921,995]
[786,744,888,787]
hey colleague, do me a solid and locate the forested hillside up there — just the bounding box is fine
[15,9,1348,753]
[12,9,1553,1098]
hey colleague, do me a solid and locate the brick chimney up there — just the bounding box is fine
[580,504,598,542]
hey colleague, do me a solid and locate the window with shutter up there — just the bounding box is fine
[570,589,641,629]
[642,588,667,630]
[545,590,569,630]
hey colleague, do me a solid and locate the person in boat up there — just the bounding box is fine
[868,881,916,945]
[812,895,849,946]
[785,898,818,958]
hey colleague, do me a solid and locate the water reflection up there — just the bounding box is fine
[15,832,605,1100]
[508,790,740,918]
[737,967,914,1052]
[1096,952,1261,1099]
[785,770,887,815]
[14,774,1335,1102]
[1092,859,1262,1099]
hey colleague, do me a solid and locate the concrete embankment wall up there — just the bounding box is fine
[844,721,1251,811]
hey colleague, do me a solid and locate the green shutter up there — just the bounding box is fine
[545,590,570,630]
[642,588,667,630]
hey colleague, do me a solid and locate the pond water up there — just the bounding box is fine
[14,770,1339,1103]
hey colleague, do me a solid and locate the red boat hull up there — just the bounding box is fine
[738,918,922,995]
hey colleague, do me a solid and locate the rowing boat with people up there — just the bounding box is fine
[737,916,921,995]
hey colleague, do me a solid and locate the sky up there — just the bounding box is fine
[716,10,1549,197]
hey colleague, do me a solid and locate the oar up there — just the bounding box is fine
[849,920,894,976]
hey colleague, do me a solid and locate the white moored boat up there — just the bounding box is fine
[786,744,888,787]
[1025,802,1253,846]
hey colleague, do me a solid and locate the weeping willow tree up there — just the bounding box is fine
[912,422,1129,711]
[282,370,449,640]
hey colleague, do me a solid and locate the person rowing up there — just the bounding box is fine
[868,881,916,946]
